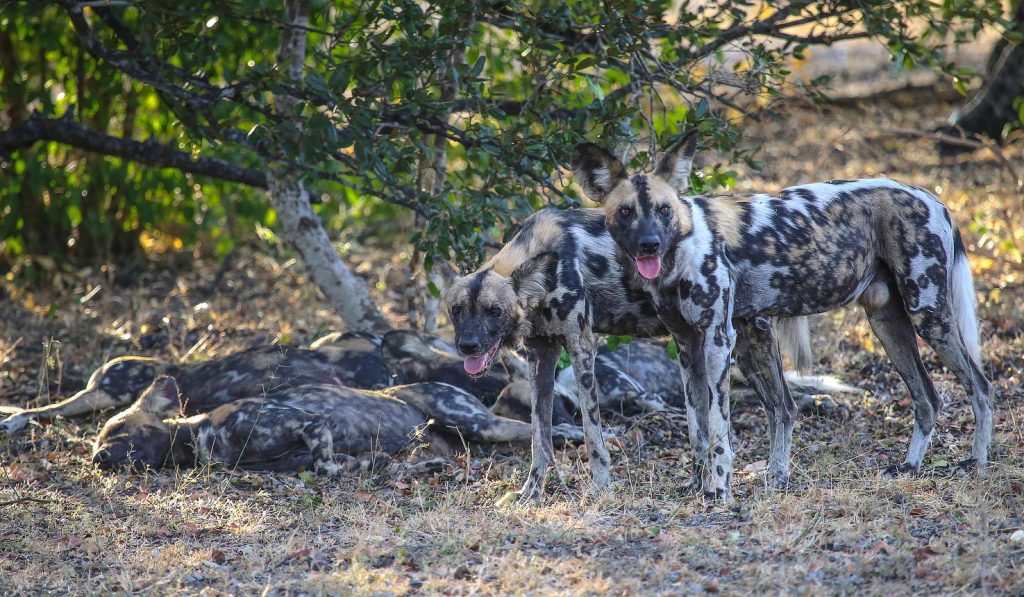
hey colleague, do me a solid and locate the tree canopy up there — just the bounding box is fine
[0,0,1011,281]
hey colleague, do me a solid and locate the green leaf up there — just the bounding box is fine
[667,339,679,360]
[470,55,486,78]
[297,471,317,485]
[695,97,709,118]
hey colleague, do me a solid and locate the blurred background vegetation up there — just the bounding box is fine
[0,0,1019,294]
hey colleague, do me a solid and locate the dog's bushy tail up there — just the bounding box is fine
[951,228,982,365]
[777,316,813,372]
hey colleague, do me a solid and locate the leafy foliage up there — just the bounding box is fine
[0,0,1006,273]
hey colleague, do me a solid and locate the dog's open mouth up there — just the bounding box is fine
[635,255,662,280]
[463,340,502,377]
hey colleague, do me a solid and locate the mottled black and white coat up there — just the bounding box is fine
[572,135,992,499]
[438,207,810,502]
[92,376,587,474]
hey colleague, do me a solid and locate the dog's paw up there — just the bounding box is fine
[315,460,344,477]
[0,412,30,436]
[400,457,449,477]
[551,423,585,442]
[882,462,919,478]
[518,476,545,505]
[767,470,791,490]
[951,457,981,476]
[703,488,733,503]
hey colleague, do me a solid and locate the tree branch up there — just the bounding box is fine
[0,111,268,187]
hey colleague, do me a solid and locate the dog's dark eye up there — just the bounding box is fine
[619,206,633,218]
[487,305,502,317]
[658,204,671,215]
[450,305,463,318]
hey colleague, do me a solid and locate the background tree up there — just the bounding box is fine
[941,0,1024,152]
[0,0,1005,332]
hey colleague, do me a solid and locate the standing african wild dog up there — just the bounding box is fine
[572,133,991,499]
[438,205,811,502]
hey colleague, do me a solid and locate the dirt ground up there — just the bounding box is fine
[2,91,1024,593]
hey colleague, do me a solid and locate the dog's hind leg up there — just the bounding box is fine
[295,420,343,476]
[565,328,612,494]
[734,317,796,488]
[888,229,992,472]
[862,282,943,474]
[426,384,584,445]
[905,307,992,472]
[519,338,560,502]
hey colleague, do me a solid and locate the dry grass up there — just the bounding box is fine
[2,97,1023,595]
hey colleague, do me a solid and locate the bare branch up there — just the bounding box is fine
[0,111,268,187]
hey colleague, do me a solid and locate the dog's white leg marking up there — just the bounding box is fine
[704,317,736,501]
[519,339,559,502]
[567,328,611,494]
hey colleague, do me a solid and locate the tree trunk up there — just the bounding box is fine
[941,2,1024,153]
[269,0,391,334]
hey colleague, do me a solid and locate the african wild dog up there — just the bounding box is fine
[438,207,811,501]
[0,342,390,436]
[1,329,518,436]
[92,376,586,473]
[572,134,991,499]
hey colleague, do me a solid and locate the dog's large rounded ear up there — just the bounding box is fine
[655,129,698,193]
[511,251,557,309]
[571,143,626,202]
[137,375,181,416]
[431,260,459,294]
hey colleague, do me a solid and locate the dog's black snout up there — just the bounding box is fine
[93,449,111,468]
[458,340,481,355]
[638,236,661,255]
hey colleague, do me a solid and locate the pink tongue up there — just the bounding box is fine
[464,355,488,375]
[636,256,662,280]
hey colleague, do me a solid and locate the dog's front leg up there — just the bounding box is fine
[670,323,710,494]
[733,317,796,489]
[703,315,737,501]
[565,327,611,494]
[519,337,559,502]
[1,389,124,435]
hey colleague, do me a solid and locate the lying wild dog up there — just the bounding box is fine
[2,329,518,435]
[0,343,390,436]
[92,376,586,474]
[572,134,991,499]
[437,208,811,501]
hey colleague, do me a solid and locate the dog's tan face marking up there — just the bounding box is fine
[571,134,697,281]
[92,377,178,471]
[443,254,555,378]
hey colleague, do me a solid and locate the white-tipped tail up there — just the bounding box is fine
[952,235,982,364]
[777,316,814,372]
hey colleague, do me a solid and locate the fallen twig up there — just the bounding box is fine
[0,497,50,508]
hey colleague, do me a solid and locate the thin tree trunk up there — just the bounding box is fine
[941,2,1024,153]
[269,0,391,334]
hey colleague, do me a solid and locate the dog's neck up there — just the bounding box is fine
[164,415,211,466]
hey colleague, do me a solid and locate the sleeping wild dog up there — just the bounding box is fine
[0,342,391,436]
[572,133,991,499]
[92,376,585,473]
[438,207,811,502]
[1,330,517,436]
